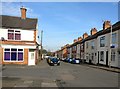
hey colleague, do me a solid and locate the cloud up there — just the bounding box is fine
[1,2,38,18]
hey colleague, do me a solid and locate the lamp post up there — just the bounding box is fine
[40,30,43,60]
[109,24,112,68]
[0,40,2,65]
[0,39,2,89]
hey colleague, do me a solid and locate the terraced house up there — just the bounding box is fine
[71,39,77,58]
[56,20,120,68]
[0,7,39,65]
[80,33,89,61]
[76,37,82,59]
[97,21,120,68]
[84,28,98,64]
[66,45,71,58]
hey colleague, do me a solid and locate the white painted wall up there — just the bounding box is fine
[0,28,8,40]
[0,28,34,41]
[21,30,34,41]
[1,44,36,49]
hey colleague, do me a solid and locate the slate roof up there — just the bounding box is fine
[0,15,38,30]
[69,21,120,46]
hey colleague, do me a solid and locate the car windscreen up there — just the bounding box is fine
[51,58,58,62]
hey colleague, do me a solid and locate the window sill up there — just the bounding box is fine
[3,61,24,62]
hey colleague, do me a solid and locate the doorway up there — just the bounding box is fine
[106,51,108,66]
[28,49,35,65]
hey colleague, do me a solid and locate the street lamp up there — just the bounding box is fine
[40,30,43,60]
[109,23,112,68]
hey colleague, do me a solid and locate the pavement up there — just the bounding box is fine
[82,63,120,73]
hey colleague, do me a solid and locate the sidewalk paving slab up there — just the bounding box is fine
[82,64,120,73]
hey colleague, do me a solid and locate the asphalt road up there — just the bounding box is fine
[2,59,119,88]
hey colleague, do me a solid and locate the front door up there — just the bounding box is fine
[106,51,108,66]
[28,52,35,65]
[98,51,99,65]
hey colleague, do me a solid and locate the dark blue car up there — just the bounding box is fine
[47,57,60,66]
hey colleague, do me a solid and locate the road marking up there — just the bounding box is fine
[41,82,58,87]
[14,84,29,87]
[24,80,33,84]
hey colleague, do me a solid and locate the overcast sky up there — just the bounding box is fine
[1,2,118,52]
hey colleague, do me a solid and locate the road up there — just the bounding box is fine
[2,59,119,88]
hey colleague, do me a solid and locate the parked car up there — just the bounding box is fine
[67,58,73,63]
[71,58,81,64]
[63,58,72,63]
[61,58,66,61]
[47,57,60,66]
[63,58,69,62]
[44,56,50,60]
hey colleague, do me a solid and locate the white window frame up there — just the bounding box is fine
[91,41,95,49]
[111,51,116,61]
[8,29,21,41]
[112,33,117,44]
[100,36,105,47]
[3,48,24,62]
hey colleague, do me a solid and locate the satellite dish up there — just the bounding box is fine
[1,37,5,41]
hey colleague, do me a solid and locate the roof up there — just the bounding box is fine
[0,15,38,30]
[69,21,120,46]
[81,21,120,42]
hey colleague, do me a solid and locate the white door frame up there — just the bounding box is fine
[28,51,35,65]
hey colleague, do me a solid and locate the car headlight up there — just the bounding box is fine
[51,61,53,63]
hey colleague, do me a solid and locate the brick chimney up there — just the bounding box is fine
[78,37,82,41]
[91,28,97,35]
[83,33,88,39]
[74,39,77,43]
[20,6,27,19]
[65,44,69,47]
[103,21,111,30]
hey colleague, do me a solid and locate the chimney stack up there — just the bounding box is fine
[78,37,82,41]
[83,33,88,39]
[74,39,77,43]
[91,28,97,35]
[103,21,111,30]
[20,6,27,19]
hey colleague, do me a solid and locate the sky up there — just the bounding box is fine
[1,2,118,52]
